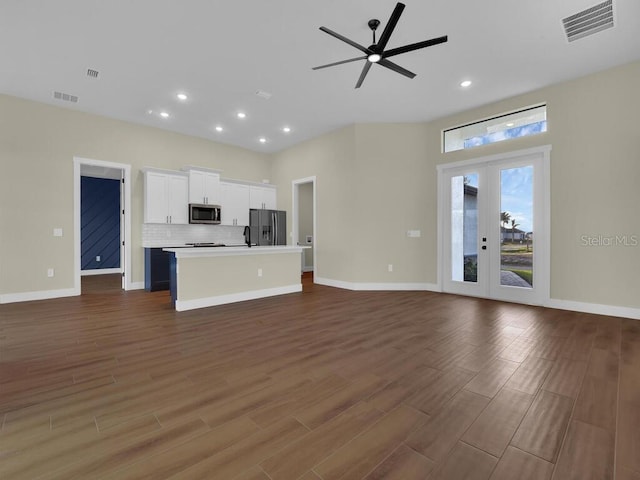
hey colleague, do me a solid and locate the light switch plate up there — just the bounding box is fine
[407,230,421,238]
[53,228,63,237]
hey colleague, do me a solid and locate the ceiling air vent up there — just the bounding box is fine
[255,90,272,100]
[562,0,614,42]
[53,91,79,103]
[86,68,99,78]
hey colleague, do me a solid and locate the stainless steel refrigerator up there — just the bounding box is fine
[249,209,286,246]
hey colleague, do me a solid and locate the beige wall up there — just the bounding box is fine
[0,94,270,295]
[3,60,639,310]
[352,123,434,283]
[271,60,640,309]
[428,61,640,308]
[270,125,358,282]
[271,123,435,285]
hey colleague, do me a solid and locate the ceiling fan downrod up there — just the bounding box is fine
[368,19,380,45]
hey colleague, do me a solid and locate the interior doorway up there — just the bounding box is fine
[73,157,132,293]
[438,146,550,305]
[80,172,122,276]
[292,176,317,280]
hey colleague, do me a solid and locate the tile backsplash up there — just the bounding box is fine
[142,224,246,247]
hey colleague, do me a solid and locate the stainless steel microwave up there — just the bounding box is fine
[189,203,221,224]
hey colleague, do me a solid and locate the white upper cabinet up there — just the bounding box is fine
[184,168,221,205]
[143,168,189,224]
[220,181,250,226]
[144,166,276,227]
[167,174,189,224]
[249,185,277,210]
[144,171,169,224]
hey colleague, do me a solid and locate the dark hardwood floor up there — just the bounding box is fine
[0,274,638,479]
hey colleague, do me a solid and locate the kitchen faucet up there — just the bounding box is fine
[243,225,252,247]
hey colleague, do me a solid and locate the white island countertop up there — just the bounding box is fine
[163,245,308,258]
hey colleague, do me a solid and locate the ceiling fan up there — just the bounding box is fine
[312,2,448,88]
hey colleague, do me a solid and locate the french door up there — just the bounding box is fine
[439,146,550,305]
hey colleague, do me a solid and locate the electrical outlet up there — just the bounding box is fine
[388,264,393,272]
[47,268,54,277]
[53,228,63,237]
[96,255,101,262]
[407,230,421,238]
[258,268,263,277]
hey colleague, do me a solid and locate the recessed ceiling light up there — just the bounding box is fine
[215,126,223,132]
[506,122,514,127]
[460,80,472,88]
[176,93,188,101]
[237,112,246,119]
[282,126,291,133]
[259,137,267,143]
[160,111,170,118]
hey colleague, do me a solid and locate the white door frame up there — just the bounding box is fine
[292,176,317,278]
[437,145,551,305]
[73,157,132,292]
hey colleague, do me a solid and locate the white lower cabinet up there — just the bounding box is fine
[220,182,250,226]
[143,169,189,224]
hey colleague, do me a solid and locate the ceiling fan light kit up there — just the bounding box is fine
[313,2,448,88]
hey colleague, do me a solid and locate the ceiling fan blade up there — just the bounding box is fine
[355,61,373,89]
[312,55,367,70]
[377,2,406,51]
[383,35,448,58]
[378,58,416,79]
[319,26,371,54]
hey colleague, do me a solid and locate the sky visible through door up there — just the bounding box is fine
[500,166,533,287]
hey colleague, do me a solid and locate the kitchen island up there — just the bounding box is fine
[162,245,307,311]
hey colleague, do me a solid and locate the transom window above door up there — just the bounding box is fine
[443,104,547,153]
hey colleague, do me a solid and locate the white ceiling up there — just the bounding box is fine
[2,0,639,153]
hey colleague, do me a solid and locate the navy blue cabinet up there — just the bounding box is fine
[144,248,171,291]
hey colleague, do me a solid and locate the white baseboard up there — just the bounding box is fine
[315,277,441,292]
[81,268,122,276]
[128,281,145,290]
[302,266,314,273]
[546,298,640,320]
[175,284,302,312]
[314,278,639,320]
[0,287,79,304]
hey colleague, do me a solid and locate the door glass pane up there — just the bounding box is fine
[451,174,478,282]
[500,166,533,288]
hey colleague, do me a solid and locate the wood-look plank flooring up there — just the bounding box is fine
[0,273,638,479]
